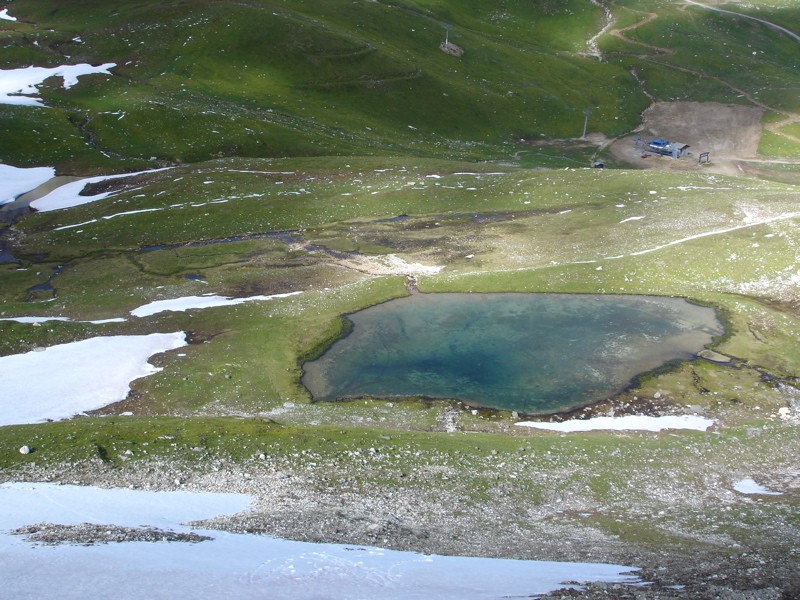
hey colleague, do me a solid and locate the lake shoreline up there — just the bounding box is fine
[302,292,724,416]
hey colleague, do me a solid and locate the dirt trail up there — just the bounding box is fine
[609,11,673,55]
[767,114,800,145]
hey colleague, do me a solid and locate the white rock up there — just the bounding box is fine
[19,445,30,455]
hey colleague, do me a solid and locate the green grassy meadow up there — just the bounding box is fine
[1,0,799,583]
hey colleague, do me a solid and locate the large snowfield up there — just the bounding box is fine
[0,482,641,599]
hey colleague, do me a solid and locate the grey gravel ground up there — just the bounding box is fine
[6,439,799,600]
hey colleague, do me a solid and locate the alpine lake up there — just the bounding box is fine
[301,293,724,415]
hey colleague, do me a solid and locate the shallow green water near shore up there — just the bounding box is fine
[302,293,723,414]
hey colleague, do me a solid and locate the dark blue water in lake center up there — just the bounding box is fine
[301,293,723,414]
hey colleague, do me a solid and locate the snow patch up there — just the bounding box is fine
[0,8,17,21]
[672,186,733,191]
[30,168,170,211]
[131,292,303,318]
[87,317,128,324]
[516,414,716,432]
[0,332,187,426]
[0,316,71,324]
[0,482,251,530]
[453,172,507,176]
[0,63,116,107]
[0,316,128,324]
[732,478,782,496]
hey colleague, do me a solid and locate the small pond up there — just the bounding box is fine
[301,293,723,415]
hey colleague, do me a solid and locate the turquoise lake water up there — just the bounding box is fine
[301,293,723,414]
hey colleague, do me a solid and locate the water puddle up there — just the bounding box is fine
[0,241,20,264]
[26,265,63,302]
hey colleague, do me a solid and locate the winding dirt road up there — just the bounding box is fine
[593,0,800,165]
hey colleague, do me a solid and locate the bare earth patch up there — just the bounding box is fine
[608,102,765,175]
